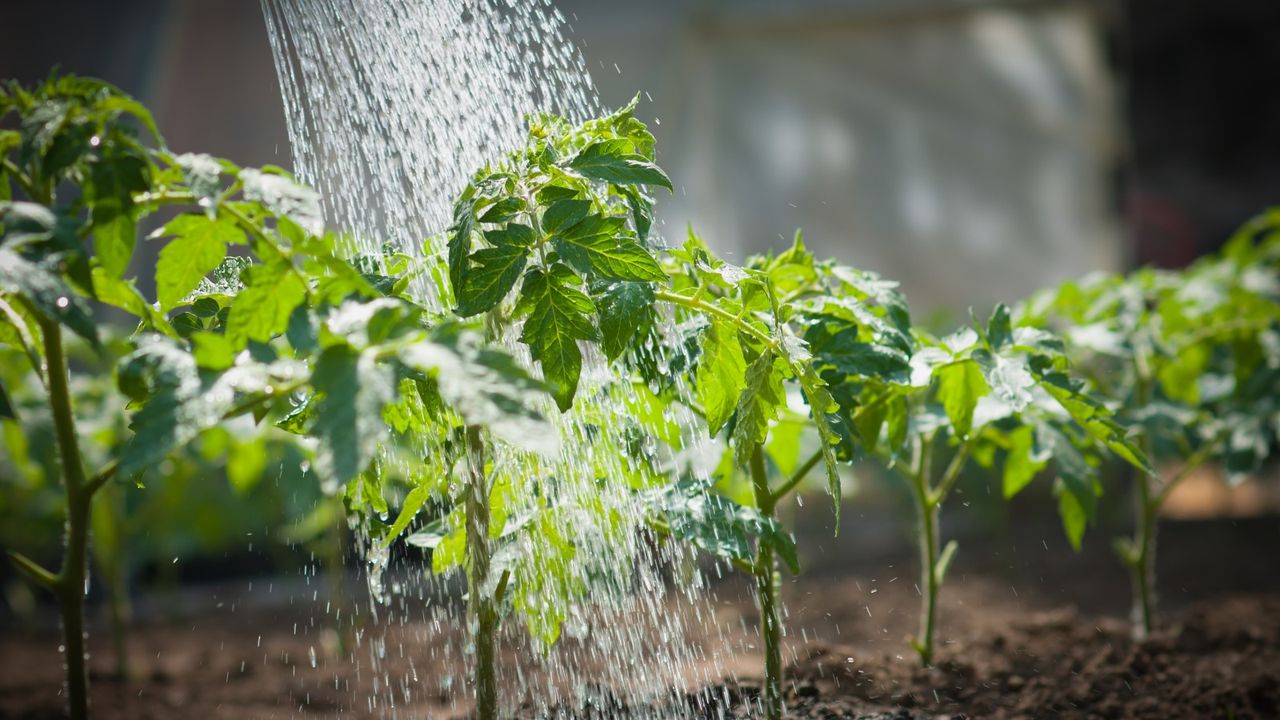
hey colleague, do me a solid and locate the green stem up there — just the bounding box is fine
[1130,469,1157,641]
[0,157,38,199]
[7,549,58,590]
[930,436,975,507]
[40,317,93,720]
[909,437,940,667]
[104,532,132,680]
[654,288,776,348]
[768,448,822,506]
[749,444,784,720]
[767,390,895,507]
[1128,373,1157,641]
[324,506,351,657]
[464,425,498,720]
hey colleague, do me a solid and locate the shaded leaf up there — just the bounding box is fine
[0,248,98,347]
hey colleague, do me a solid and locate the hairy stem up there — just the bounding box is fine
[910,437,940,666]
[464,425,498,720]
[40,318,94,720]
[749,444,784,720]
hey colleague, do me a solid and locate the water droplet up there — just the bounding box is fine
[55,297,70,309]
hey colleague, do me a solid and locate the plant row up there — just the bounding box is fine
[1,75,1277,720]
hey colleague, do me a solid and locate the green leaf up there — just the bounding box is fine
[731,350,786,468]
[696,318,747,435]
[0,248,98,347]
[1033,366,1151,474]
[310,345,396,485]
[516,264,596,411]
[1056,483,1089,551]
[477,196,525,223]
[89,143,148,278]
[225,260,307,348]
[191,331,236,370]
[90,267,176,338]
[154,214,243,311]
[447,190,476,296]
[239,168,323,235]
[1156,342,1209,405]
[227,437,267,493]
[542,199,591,235]
[622,187,653,241]
[0,380,14,420]
[568,139,673,191]
[795,361,844,524]
[593,280,655,360]
[935,359,989,438]
[556,230,664,282]
[175,153,225,214]
[382,485,432,549]
[1002,424,1047,498]
[116,337,297,478]
[987,303,1013,350]
[400,325,557,456]
[651,481,799,574]
[455,243,528,317]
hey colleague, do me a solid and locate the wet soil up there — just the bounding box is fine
[2,516,1278,719]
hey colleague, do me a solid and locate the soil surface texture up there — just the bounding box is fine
[2,516,1278,719]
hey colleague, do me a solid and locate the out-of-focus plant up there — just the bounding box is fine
[822,303,1149,665]
[1020,214,1280,639]
[0,333,317,679]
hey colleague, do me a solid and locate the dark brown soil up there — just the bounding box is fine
[3,517,1279,719]
[775,594,1280,719]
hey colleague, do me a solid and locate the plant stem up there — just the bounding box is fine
[653,288,776,348]
[768,448,822,506]
[1130,471,1157,640]
[41,317,93,720]
[464,425,498,720]
[749,444,784,720]
[909,437,940,667]
[324,508,351,657]
[97,489,132,680]
[767,391,895,506]
[1128,373,1157,641]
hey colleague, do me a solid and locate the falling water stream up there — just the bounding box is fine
[260,1,743,716]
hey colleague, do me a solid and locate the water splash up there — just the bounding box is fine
[261,0,739,716]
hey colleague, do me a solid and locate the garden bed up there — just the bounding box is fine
[3,515,1277,719]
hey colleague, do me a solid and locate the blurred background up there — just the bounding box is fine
[4,0,1279,315]
[2,0,1279,626]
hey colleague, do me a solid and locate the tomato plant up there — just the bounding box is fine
[8,70,1271,720]
[1020,215,1280,638]
[0,75,550,720]
[421,96,676,718]
[831,304,1149,664]
[0,329,318,679]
